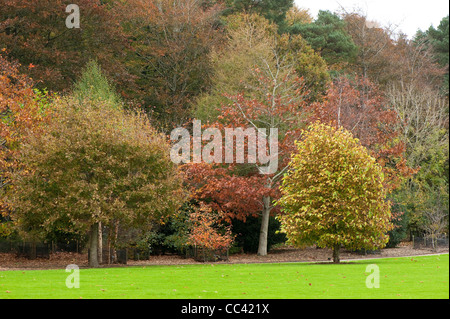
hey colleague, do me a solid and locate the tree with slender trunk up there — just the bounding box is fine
[184,51,310,256]
[277,123,394,263]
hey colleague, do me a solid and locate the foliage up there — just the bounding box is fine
[222,0,294,30]
[285,6,313,26]
[277,123,394,263]
[387,73,449,237]
[0,0,131,93]
[72,59,122,107]
[288,10,357,68]
[385,202,408,248]
[121,0,223,129]
[415,15,449,96]
[342,11,397,84]
[1,0,448,260]
[277,33,330,101]
[308,75,414,192]
[186,54,311,256]
[0,53,53,220]
[193,12,329,122]
[193,13,278,122]
[4,97,186,266]
[187,204,235,251]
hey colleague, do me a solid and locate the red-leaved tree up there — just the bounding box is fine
[183,62,310,256]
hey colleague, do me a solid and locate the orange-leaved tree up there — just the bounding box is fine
[187,204,235,260]
[0,53,52,231]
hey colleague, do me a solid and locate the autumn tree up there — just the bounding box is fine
[120,0,224,129]
[193,13,328,122]
[375,26,449,238]
[277,123,394,263]
[5,97,185,267]
[187,203,235,260]
[187,13,327,257]
[0,0,131,93]
[72,59,123,107]
[309,75,413,192]
[342,10,398,85]
[193,12,278,122]
[390,33,446,93]
[285,6,313,26]
[386,72,449,237]
[184,46,311,255]
[415,15,449,96]
[0,53,53,235]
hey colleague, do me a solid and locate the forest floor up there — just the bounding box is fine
[1,241,448,270]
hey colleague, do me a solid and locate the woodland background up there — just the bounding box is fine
[0,0,448,265]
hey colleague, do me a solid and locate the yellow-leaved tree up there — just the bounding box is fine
[276,122,394,263]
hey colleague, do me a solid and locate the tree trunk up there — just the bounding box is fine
[30,241,37,260]
[257,196,271,256]
[98,221,103,265]
[89,222,100,268]
[332,244,341,263]
[112,220,119,263]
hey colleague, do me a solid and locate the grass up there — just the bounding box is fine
[0,254,448,299]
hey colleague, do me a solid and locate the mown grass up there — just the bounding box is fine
[0,254,448,299]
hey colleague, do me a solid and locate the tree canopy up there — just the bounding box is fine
[277,122,394,263]
[5,96,185,267]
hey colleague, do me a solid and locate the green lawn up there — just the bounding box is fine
[0,254,448,299]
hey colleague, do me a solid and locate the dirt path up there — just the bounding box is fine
[0,242,448,270]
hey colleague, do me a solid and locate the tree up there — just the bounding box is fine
[387,75,449,238]
[5,97,185,267]
[187,203,235,260]
[285,6,313,26]
[72,59,123,107]
[0,52,52,226]
[415,15,449,96]
[0,0,131,93]
[193,12,278,122]
[421,192,448,251]
[308,75,414,193]
[277,122,394,263]
[193,13,329,122]
[390,34,446,93]
[288,10,357,69]
[342,11,397,85]
[185,49,311,256]
[277,33,330,101]
[223,0,294,30]
[121,0,223,129]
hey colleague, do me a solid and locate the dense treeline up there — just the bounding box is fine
[1,0,448,264]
